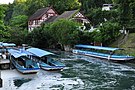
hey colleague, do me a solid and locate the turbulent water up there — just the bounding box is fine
[1,51,135,90]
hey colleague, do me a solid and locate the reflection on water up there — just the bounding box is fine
[1,51,135,90]
[14,78,31,87]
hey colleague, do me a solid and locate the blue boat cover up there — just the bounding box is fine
[0,42,16,47]
[26,48,54,57]
[75,45,121,51]
[8,49,32,58]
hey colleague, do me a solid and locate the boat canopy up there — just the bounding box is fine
[8,49,32,58]
[26,48,54,57]
[75,45,122,51]
[0,42,16,47]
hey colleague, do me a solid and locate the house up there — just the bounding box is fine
[45,10,90,31]
[28,7,90,31]
[28,7,58,32]
[47,10,90,25]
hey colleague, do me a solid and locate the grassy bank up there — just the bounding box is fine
[110,33,135,56]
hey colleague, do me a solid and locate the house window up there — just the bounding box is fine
[35,20,38,25]
[29,21,33,25]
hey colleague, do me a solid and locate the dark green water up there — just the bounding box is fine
[12,51,135,90]
[59,51,135,90]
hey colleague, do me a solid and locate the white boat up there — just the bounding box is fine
[73,44,134,62]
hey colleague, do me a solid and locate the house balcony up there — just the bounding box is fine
[28,24,41,28]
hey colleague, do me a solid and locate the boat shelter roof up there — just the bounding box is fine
[26,48,54,57]
[75,45,121,51]
[0,42,16,47]
[8,49,32,58]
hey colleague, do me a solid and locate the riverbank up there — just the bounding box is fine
[111,33,135,56]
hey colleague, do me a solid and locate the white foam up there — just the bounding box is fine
[0,70,84,90]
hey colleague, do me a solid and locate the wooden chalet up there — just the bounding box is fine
[55,10,90,24]
[28,7,58,32]
[28,7,90,31]
[45,10,90,25]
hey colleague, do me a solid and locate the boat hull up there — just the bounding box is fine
[39,61,65,71]
[73,49,134,61]
[41,66,64,71]
[11,58,40,74]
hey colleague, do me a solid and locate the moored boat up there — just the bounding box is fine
[0,42,16,69]
[8,49,40,74]
[26,48,65,71]
[73,44,135,62]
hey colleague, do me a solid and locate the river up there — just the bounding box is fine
[1,51,135,90]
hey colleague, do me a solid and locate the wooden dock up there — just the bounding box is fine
[0,59,10,64]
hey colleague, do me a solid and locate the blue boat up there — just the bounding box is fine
[8,49,40,74]
[73,44,135,62]
[26,48,65,71]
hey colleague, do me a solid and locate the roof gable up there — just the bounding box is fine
[29,7,57,20]
[74,12,85,18]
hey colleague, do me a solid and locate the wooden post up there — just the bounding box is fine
[0,74,2,88]
[0,79,2,88]
[9,54,12,70]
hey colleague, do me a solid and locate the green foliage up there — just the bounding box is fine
[26,26,54,48]
[47,0,81,14]
[97,21,121,45]
[4,3,14,24]
[113,0,135,29]
[26,0,48,16]
[79,0,113,13]
[10,15,28,28]
[9,28,28,45]
[0,5,11,42]
[26,19,81,48]
[1,0,135,47]
[79,31,94,44]
[48,19,81,46]
[12,2,28,17]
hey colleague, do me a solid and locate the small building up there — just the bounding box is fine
[102,4,113,11]
[28,7,58,32]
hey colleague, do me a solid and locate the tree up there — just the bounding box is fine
[26,26,54,48]
[8,28,28,45]
[98,21,121,45]
[10,15,28,29]
[26,0,48,16]
[48,19,81,49]
[0,5,10,42]
[113,0,132,28]
[47,0,81,14]
[12,2,28,17]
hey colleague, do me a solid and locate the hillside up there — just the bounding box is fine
[110,33,135,56]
